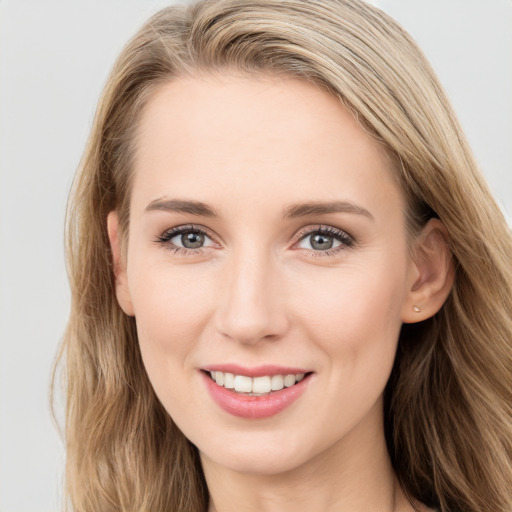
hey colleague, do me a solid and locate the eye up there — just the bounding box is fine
[156,225,217,252]
[172,230,208,249]
[295,226,354,254]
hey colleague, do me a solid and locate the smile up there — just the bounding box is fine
[209,371,306,395]
[201,367,313,419]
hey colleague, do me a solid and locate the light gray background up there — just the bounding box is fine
[1,1,511,511]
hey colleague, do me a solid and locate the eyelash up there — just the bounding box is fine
[294,225,355,257]
[155,224,355,257]
[156,224,214,256]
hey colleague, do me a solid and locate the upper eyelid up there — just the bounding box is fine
[160,223,351,235]
[294,224,354,242]
[160,224,217,240]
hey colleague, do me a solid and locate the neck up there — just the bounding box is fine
[201,400,417,512]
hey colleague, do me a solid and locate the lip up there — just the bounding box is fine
[201,368,313,419]
[201,364,311,378]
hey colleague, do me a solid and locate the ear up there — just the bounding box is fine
[107,211,135,316]
[402,218,455,323]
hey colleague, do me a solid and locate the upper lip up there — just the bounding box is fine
[201,364,312,378]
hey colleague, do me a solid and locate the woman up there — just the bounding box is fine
[54,0,512,511]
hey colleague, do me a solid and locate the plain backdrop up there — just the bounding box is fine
[1,1,511,511]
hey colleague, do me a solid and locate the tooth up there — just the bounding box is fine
[234,375,252,393]
[295,373,305,382]
[284,374,296,387]
[270,375,284,391]
[224,372,235,389]
[252,376,271,394]
[210,371,216,380]
[215,372,224,386]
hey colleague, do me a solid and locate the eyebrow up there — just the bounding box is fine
[282,201,374,220]
[145,198,219,217]
[144,198,373,220]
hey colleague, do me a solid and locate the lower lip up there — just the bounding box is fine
[202,372,311,419]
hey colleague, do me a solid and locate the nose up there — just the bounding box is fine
[215,248,290,345]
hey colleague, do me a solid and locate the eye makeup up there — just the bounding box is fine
[155,222,355,258]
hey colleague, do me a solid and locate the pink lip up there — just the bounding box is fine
[202,364,310,378]
[201,369,312,419]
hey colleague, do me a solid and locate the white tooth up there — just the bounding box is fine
[224,372,235,389]
[252,376,271,394]
[234,375,252,393]
[295,373,305,382]
[210,371,216,380]
[284,374,296,387]
[215,372,224,386]
[271,374,284,391]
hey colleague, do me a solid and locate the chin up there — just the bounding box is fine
[197,427,326,477]
[205,451,307,477]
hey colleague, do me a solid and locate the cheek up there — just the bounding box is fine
[284,259,407,437]
[127,259,215,378]
[290,256,407,371]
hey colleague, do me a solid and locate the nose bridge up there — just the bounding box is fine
[216,242,288,344]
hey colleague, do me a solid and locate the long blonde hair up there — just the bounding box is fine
[54,1,512,511]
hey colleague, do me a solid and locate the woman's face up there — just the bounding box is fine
[112,73,419,475]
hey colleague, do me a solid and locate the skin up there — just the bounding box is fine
[108,73,453,512]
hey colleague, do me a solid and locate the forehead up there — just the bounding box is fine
[131,73,403,220]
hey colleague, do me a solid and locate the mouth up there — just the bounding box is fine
[205,370,311,396]
[200,367,313,419]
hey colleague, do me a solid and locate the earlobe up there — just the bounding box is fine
[402,219,455,324]
[107,211,135,316]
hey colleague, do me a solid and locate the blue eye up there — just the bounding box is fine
[156,224,353,256]
[172,231,206,249]
[157,226,216,251]
[296,227,353,253]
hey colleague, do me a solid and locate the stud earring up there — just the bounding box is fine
[412,305,421,313]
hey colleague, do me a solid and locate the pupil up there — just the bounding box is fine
[182,232,204,249]
[311,233,333,250]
